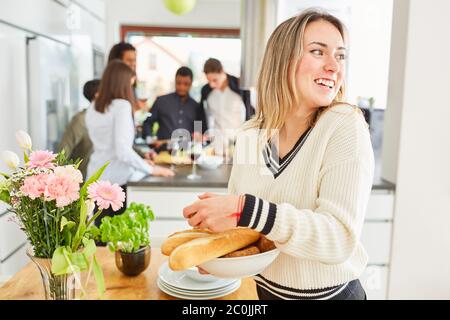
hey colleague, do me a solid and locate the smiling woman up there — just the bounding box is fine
[182,9,374,300]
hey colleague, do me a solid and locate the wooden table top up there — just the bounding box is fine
[0,247,258,300]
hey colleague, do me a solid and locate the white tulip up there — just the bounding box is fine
[86,199,96,219]
[1,151,20,169]
[15,130,32,150]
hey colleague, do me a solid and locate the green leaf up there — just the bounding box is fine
[70,252,89,271]
[82,238,96,258]
[23,151,29,163]
[60,216,76,232]
[51,247,70,275]
[0,172,9,179]
[72,198,87,252]
[0,190,10,204]
[92,255,105,298]
[74,159,83,170]
[80,162,109,198]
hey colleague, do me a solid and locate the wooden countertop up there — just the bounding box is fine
[0,247,258,300]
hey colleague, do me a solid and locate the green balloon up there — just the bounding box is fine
[164,0,196,15]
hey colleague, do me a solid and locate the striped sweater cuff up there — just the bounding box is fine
[238,194,277,235]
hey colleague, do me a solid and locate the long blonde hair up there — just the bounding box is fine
[249,9,349,136]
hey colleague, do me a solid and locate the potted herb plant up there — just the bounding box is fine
[89,202,155,276]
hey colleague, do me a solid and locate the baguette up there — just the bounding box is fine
[169,228,260,271]
[161,228,213,256]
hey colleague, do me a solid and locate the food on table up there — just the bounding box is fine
[256,235,277,253]
[222,245,260,258]
[153,151,191,165]
[161,228,214,256]
[162,228,261,271]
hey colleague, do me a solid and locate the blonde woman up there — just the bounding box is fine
[182,9,374,300]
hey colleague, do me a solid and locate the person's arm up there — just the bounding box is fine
[58,113,83,157]
[142,99,159,138]
[113,102,153,175]
[236,112,374,264]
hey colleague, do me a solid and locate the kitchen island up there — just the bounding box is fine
[0,247,258,300]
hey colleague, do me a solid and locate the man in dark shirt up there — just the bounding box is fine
[143,67,206,140]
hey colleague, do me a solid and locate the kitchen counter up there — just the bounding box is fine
[128,163,395,191]
[0,247,258,300]
[129,164,232,189]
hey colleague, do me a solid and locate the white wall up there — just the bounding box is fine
[0,0,105,49]
[277,0,393,109]
[0,0,106,168]
[105,0,240,53]
[385,0,450,299]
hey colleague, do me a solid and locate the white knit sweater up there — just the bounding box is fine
[228,104,375,291]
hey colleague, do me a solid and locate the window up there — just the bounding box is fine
[122,26,241,104]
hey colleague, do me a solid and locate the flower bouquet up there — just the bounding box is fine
[0,131,125,299]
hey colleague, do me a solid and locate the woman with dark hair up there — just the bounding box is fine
[86,60,174,226]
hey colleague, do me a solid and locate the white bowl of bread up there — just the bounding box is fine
[161,228,280,279]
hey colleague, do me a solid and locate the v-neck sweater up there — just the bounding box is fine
[228,104,375,291]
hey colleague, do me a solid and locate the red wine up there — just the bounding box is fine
[190,153,201,161]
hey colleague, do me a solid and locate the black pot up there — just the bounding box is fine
[115,246,151,276]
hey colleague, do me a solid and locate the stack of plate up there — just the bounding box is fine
[157,262,241,300]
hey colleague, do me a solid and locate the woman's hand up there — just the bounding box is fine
[182,193,243,232]
[152,165,175,177]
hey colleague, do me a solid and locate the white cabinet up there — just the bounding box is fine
[360,265,389,300]
[0,209,29,282]
[365,191,395,220]
[361,191,395,300]
[0,243,30,283]
[127,187,227,220]
[361,221,392,265]
[127,186,227,248]
[0,211,28,262]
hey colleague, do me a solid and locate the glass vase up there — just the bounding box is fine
[26,248,77,300]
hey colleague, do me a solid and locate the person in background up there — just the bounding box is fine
[143,66,206,141]
[108,41,151,157]
[108,41,137,72]
[200,58,254,134]
[183,9,374,300]
[58,79,100,179]
[86,60,174,227]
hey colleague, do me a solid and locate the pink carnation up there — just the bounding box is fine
[88,181,125,211]
[20,174,48,199]
[27,151,56,169]
[44,174,80,208]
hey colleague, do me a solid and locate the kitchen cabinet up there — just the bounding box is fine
[0,208,29,284]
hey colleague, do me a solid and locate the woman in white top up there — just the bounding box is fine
[182,10,374,300]
[86,60,173,226]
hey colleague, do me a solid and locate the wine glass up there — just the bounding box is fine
[167,139,180,171]
[187,140,202,180]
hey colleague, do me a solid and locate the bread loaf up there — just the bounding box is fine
[161,228,213,256]
[169,228,260,271]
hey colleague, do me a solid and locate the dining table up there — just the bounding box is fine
[0,247,258,300]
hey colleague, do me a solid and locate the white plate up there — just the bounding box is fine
[157,278,241,300]
[159,278,240,295]
[158,262,237,291]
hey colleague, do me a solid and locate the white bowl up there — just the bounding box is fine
[196,155,223,170]
[198,249,280,279]
[183,267,220,282]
